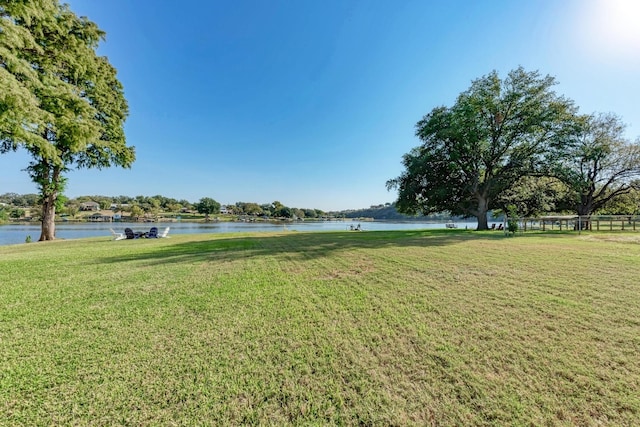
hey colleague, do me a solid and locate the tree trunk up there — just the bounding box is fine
[39,194,57,241]
[475,196,490,230]
[577,203,592,217]
[577,201,592,231]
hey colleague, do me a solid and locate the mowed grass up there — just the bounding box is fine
[1,229,639,426]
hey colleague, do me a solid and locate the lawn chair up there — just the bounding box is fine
[110,228,126,241]
[124,227,139,239]
[147,226,159,238]
[158,226,170,238]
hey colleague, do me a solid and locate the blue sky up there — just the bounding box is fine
[1,0,638,211]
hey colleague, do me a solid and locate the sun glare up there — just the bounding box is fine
[578,0,640,65]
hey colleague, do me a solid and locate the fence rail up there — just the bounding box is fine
[515,215,640,232]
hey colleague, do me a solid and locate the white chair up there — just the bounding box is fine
[110,228,126,241]
[158,227,170,238]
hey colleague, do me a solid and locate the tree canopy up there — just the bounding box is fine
[495,176,568,218]
[550,113,640,216]
[0,0,134,240]
[387,67,577,229]
[195,197,221,220]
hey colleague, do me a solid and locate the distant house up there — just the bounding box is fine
[87,211,113,222]
[80,201,100,211]
[220,205,229,214]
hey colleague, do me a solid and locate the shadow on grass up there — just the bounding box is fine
[97,228,517,267]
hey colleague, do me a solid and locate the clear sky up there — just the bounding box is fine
[1,0,638,211]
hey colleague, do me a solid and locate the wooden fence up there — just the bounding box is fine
[514,215,640,232]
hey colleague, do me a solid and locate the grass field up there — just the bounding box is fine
[1,229,639,426]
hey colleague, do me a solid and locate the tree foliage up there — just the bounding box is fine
[0,0,134,240]
[0,192,39,207]
[275,206,292,218]
[234,202,263,216]
[596,185,640,215]
[387,67,576,229]
[195,197,221,220]
[496,176,570,217]
[550,113,640,216]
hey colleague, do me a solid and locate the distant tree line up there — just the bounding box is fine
[0,193,329,222]
[3,190,637,224]
[341,203,449,221]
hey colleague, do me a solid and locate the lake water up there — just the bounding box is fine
[0,220,478,246]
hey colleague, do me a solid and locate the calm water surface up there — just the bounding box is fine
[0,220,477,246]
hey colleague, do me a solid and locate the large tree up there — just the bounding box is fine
[550,113,640,216]
[387,67,576,230]
[195,197,221,221]
[0,1,134,241]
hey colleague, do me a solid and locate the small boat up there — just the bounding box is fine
[445,221,457,229]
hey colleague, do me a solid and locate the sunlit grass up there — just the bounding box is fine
[1,229,639,425]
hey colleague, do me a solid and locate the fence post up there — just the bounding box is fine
[578,216,582,235]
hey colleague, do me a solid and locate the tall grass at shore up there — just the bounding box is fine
[1,230,639,425]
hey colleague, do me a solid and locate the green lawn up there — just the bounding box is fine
[1,230,639,426]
